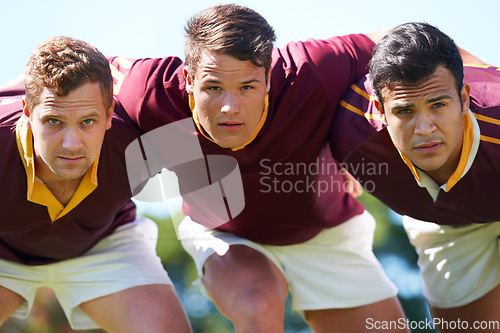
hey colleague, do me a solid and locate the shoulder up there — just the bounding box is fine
[272,34,373,69]
[109,56,185,96]
[466,65,500,145]
[0,96,23,127]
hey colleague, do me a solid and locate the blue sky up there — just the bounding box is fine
[2,0,499,85]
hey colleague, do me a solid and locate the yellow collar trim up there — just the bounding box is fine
[399,111,475,191]
[15,116,99,221]
[189,94,269,151]
[399,152,422,183]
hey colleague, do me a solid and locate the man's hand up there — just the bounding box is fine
[341,168,363,198]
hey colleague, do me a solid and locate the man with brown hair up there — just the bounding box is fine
[0,36,191,332]
[111,4,408,332]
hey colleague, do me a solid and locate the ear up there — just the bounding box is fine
[266,70,271,94]
[374,98,388,126]
[105,99,115,130]
[183,66,193,95]
[461,83,471,115]
[21,96,32,128]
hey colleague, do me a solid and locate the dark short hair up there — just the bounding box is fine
[25,36,113,110]
[369,22,463,108]
[184,4,276,81]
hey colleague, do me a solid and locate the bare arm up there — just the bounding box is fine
[363,28,393,44]
[457,46,491,66]
[0,74,24,90]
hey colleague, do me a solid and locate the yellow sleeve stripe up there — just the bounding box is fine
[340,100,364,117]
[351,83,372,101]
[110,64,125,95]
[480,135,500,145]
[110,63,124,81]
[109,57,135,96]
[113,56,134,69]
[340,100,382,121]
[463,63,491,69]
[473,112,500,126]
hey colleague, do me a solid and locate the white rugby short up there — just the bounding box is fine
[404,216,500,308]
[0,217,172,330]
[179,210,398,311]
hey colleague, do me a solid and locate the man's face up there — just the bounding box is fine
[184,51,269,149]
[380,66,470,183]
[24,82,113,183]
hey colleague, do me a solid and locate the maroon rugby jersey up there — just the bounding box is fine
[331,66,500,225]
[111,34,375,245]
[0,94,141,265]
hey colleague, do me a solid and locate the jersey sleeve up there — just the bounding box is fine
[0,85,25,98]
[0,86,24,124]
[273,34,374,110]
[108,55,189,133]
[465,65,500,144]
[329,74,385,163]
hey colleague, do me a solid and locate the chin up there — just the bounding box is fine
[56,169,88,180]
[415,161,444,173]
[219,142,241,149]
[214,137,247,149]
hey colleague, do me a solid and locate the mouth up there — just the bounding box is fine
[219,121,243,131]
[414,141,442,153]
[59,156,84,163]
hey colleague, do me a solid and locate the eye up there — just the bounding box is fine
[432,102,446,109]
[396,108,412,115]
[82,119,94,126]
[207,86,221,91]
[48,118,60,125]
[241,85,254,90]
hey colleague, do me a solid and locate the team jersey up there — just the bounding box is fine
[331,65,500,225]
[110,34,374,245]
[0,93,139,265]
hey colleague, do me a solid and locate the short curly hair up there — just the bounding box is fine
[24,36,113,111]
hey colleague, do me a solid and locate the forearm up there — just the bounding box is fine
[458,46,490,66]
[0,74,24,90]
[363,27,393,44]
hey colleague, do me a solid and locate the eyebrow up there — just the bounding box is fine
[390,94,453,112]
[40,111,101,120]
[427,95,453,103]
[202,78,262,85]
[241,79,262,84]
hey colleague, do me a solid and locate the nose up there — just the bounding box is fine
[220,92,240,115]
[414,112,437,136]
[62,127,84,150]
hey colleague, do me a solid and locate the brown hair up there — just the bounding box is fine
[184,4,276,81]
[24,36,113,110]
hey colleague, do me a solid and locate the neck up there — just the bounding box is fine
[35,159,83,206]
[423,147,463,187]
[423,169,453,187]
[42,178,82,206]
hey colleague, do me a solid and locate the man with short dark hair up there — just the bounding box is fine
[332,22,500,332]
